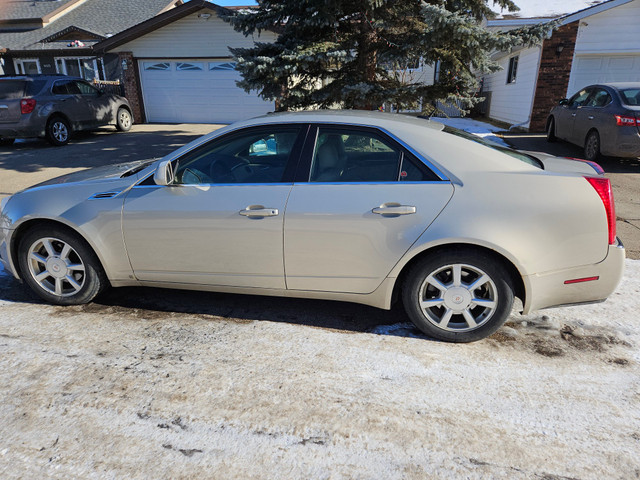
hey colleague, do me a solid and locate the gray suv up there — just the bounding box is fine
[0,75,133,146]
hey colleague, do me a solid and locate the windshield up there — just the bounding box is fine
[620,88,640,106]
[442,125,543,169]
[0,80,26,99]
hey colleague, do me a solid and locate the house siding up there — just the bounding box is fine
[117,13,278,58]
[483,45,541,128]
[573,0,640,55]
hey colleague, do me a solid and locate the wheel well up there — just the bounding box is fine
[391,243,526,308]
[47,112,71,128]
[546,116,554,129]
[585,127,599,143]
[10,219,102,279]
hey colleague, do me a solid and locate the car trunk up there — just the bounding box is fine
[0,80,27,124]
[523,151,605,176]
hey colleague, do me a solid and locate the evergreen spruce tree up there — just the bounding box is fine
[224,1,551,112]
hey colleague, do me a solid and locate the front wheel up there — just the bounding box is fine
[402,250,514,342]
[46,116,71,146]
[116,108,132,132]
[584,130,600,161]
[18,225,108,305]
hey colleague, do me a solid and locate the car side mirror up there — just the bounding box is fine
[559,98,569,106]
[153,159,175,186]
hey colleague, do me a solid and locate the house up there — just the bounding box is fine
[0,0,182,81]
[93,1,278,124]
[483,0,640,131]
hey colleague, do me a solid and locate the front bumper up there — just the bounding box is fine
[523,238,625,314]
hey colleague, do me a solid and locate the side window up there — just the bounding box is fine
[585,89,612,107]
[173,126,301,185]
[568,89,591,107]
[75,81,99,95]
[310,128,401,182]
[506,55,518,84]
[51,80,71,95]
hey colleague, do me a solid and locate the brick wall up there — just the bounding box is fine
[529,22,579,132]
[118,51,146,123]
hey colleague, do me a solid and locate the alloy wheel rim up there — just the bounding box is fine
[119,111,131,128]
[27,237,85,297]
[418,263,498,332]
[53,122,68,142]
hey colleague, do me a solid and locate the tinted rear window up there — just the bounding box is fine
[442,125,543,169]
[0,80,26,99]
[620,88,640,106]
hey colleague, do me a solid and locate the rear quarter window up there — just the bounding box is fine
[0,80,26,99]
[620,88,640,106]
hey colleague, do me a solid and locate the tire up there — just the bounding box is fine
[116,107,132,132]
[546,117,557,143]
[17,225,108,305]
[0,138,15,146]
[46,116,71,146]
[584,130,600,161]
[402,249,514,343]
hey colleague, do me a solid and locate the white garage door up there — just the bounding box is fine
[568,54,640,96]
[139,60,274,123]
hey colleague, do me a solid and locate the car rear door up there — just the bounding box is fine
[50,80,87,128]
[573,87,612,146]
[283,125,454,294]
[121,125,306,289]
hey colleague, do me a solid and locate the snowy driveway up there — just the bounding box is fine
[0,259,638,479]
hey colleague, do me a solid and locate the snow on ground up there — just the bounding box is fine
[430,117,510,147]
[0,260,638,479]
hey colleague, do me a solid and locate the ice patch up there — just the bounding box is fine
[431,117,510,147]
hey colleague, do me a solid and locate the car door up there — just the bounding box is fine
[573,87,613,147]
[121,124,306,289]
[75,80,116,127]
[50,79,87,129]
[283,125,454,294]
[561,88,592,144]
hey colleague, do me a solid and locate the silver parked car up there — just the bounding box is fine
[546,82,640,160]
[0,111,625,342]
[0,75,133,146]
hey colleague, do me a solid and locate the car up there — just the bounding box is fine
[0,111,625,342]
[546,82,640,161]
[0,74,133,146]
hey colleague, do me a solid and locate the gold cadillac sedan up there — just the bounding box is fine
[0,111,625,342]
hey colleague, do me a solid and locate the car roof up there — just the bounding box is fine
[589,82,640,90]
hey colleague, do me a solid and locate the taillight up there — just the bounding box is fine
[614,114,638,126]
[21,98,36,115]
[585,177,616,245]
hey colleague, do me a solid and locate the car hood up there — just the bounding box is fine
[28,159,157,189]
[522,151,604,176]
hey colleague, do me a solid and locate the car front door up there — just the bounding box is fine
[75,80,114,127]
[559,88,592,144]
[283,125,454,294]
[121,125,306,289]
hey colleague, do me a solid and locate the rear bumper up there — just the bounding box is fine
[602,128,640,158]
[522,238,625,314]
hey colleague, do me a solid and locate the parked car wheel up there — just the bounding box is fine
[116,108,132,132]
[18,225,108,305]
[46,116,71,146]
[546,117,557,143]
[0,137,15,146]
[402,250,514,343]
[584,130,601,161]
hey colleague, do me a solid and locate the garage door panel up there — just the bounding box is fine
[139,59,274,124]
[569,54,640,96]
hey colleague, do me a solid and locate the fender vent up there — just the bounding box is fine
[89,191,120,200]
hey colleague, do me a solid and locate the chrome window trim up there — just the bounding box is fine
[132,182,295,189]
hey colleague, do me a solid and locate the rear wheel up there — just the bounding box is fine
[116,107,132,132]
[546,117,557,143]
[402,250,514,343]
[18,225,108,305]
[0,137,15,146]
[584,130,600,161]
[46,116,71,146]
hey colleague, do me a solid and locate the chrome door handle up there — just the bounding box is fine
[372,203,416,216]
[588,115,594,120]
[239,205,279,217]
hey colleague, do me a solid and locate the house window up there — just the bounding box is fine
[209,62,236,71]
[176,62,203,71]
[507,55,518,84]
[144,62,171,71]
[55,57,105,81]
[14,58,41,75]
